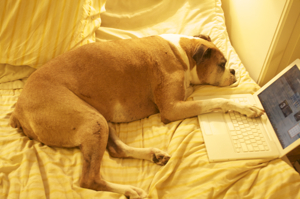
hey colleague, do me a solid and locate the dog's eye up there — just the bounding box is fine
[219,62,225,68]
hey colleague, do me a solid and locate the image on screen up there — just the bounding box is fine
[258,65,300,149]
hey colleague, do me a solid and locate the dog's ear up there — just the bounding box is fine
[192,44,212,65]
[193,34,211,42]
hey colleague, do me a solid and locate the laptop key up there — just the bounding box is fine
[258,145,265,151]
[255,137,261,141]
[254,147,260,152]
[225,114,235,130]
[247,144,254,151]
[241,143,248,152]
[263,143,269,150]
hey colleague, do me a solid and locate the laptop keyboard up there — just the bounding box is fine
[227,98,270,153]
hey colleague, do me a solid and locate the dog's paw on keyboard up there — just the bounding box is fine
[239,104,265,118]
[226,98,265,118]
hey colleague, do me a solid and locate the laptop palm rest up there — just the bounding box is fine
[203,112,227,135]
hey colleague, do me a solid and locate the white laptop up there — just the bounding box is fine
[194,59,300,162]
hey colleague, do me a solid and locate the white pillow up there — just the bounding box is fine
[0,0,106,69]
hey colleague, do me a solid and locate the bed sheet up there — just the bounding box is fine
[1,0,300,198]
[1,89,300,198]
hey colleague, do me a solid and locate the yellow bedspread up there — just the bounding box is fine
[1,86,300,198]
[1,0,300,198]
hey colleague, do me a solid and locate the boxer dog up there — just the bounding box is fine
[10,34,264,198]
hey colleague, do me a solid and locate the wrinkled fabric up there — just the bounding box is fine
[1,0,300,198]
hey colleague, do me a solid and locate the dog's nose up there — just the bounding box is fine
[230,69,235,75]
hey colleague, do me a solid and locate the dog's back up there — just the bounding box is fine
[10,35,189,136]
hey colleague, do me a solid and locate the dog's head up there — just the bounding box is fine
[192,36,236,86]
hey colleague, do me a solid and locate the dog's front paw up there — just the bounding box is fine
[150,148,170,166]
[239,104,265,118]
[123,185,147,199]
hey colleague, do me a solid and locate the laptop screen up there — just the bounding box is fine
[258,65,300,149]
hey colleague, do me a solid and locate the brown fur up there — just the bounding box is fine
[9,34,263,198]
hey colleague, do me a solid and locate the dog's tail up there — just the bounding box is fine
[9,113,22,129]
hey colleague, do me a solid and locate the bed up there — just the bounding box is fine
[1,0,300,198]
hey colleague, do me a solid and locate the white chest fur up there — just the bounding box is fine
[158,34,201,90]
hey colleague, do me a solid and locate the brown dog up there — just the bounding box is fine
[10,34,264,198]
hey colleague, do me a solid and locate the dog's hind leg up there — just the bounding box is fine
[106,123,170,166]
[79,114,147,198]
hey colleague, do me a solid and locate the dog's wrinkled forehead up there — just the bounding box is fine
[192,38,226,67]
[192,44,220,66]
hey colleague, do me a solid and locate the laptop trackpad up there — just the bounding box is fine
[208,113,227,135]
